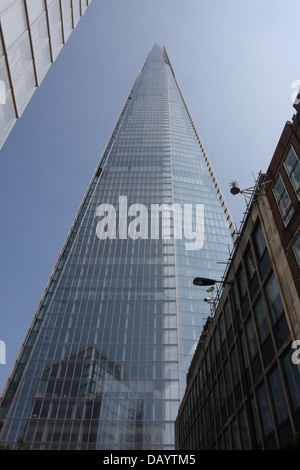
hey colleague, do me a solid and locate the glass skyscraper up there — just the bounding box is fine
[0,44,235,449]
[0,0,93,150]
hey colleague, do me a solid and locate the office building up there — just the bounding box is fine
[0,44,235,449]
[0,0,93,149]
[175,97,300,450]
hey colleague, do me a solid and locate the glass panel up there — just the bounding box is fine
[219,314,226,344]
[31,13,49,57]
[253,223,267,259]
[230,418,240,449]
[237,266,247,299]
[238,408,250,449]
[7,32,33,88]
[35,40,51,84]
[269,367,289,424]
[292,232,300,267]
[265,272,284,324]
[14,62,36,114]
[50,24,63,60]
[245,315,258,359]
[48,0,62,34]
[254,296,270,343]
[224,360,233,397]
[224,300,232,332]
[230,346,240,386]
[72,0,81,26]
[284,145,300,196]
[1,1,28,50]
[250,396,261,444]
[273,174,294,225]
[63,9,73,42]
[0,0,17,15]
[245,246,256,281]
[26,0,46,24]
[81,0,87,14]
[282,349,300,410]
[62,0,72,13]
[257,382,274,437]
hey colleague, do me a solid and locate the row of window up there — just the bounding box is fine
[177,220,299,449]
[179,348,300,450]
[272,145,300,266]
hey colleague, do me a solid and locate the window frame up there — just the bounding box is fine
[272,173,295,226]
[292,232,300,268]
[283,145,300,199]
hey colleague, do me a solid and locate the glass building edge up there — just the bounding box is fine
[0,69,140,431]
[162,46,237,241]
[0,0,93,150]
[174,167,300,450]
[0,45,234,448]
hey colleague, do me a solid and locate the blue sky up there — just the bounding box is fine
[0,0,299,394]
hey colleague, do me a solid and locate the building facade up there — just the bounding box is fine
[0,0,93,150]
[175,99,300,450]
[0,44,235,449]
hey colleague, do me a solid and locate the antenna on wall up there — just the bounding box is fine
[229,172,273,201]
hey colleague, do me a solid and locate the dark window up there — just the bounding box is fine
[269,367,289,425]
[254,296,270,343]
[257,382,274,437]
[253,223,267,259]
[292,232,300,267]
[282,349,300,410]
[284,145,300,197]
[265,272,284,324]
[245,246,256,281]
[273,174,295,225]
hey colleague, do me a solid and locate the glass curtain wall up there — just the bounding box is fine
[0,44,234,449]
[0,0,93,149]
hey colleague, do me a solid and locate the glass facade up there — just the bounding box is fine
[0,0,93,149]
[0,44,234,449]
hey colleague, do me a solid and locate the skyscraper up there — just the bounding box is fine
[0,44,235,449]
[0,0,93,150]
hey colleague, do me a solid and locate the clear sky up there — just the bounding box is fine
[0,0,299,394]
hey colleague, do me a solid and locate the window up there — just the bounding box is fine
[219,314,226,345]
[265,272,284,324]
[269,367,289,424]
[257,382,274,437]
[273,174,294,225]
[282,349,300,410]
[224,301,232,332]
[292,232,300,267]
[253,223,267,259]
[230,347,240,386]
[245,246,256,281]
[284,145,300,197]
[237,266,247,299]
[251,396,262,444]
[238,408,251,449]
[245,315,259,359]
[254,296,270,343]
